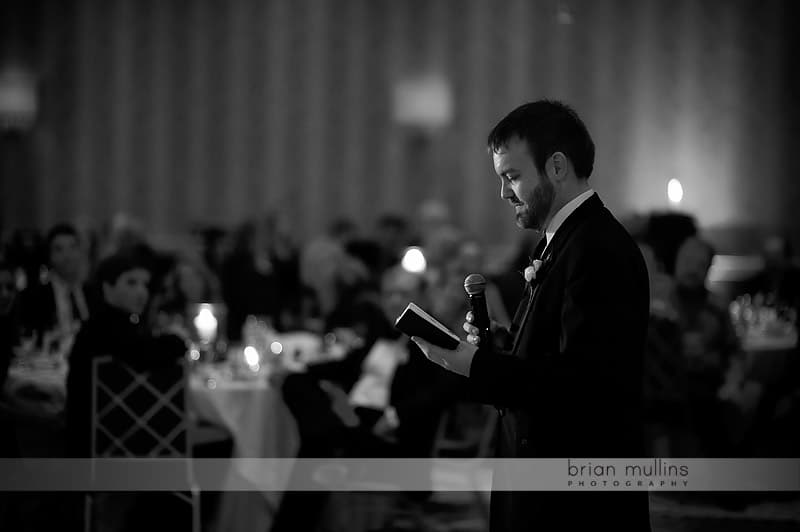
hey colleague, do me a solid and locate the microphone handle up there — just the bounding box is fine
[468,293,492,346]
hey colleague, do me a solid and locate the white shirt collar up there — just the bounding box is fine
[544,189,595,248]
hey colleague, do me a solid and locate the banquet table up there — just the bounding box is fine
[1,356,69,457]
[188,363,299,532]
[718,328,797,447]
[741,329,797,384]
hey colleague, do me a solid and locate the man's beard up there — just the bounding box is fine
[516,180,555,231]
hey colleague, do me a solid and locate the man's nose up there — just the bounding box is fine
[500,180,513,200]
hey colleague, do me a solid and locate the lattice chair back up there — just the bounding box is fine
[91,355,189,458]
[86,355,199,532]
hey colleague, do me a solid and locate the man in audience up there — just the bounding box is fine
[65,250,187,458]
[18,223,92,351]
[270,266,459,532]
[672,236,740,456]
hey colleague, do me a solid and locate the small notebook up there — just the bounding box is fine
[394,302,460,350]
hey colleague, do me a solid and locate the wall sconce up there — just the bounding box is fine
[392,74,453,130]
[667,179,684,208]
[0,66,37,131]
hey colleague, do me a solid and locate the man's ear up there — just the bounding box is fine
[550,152,568,182]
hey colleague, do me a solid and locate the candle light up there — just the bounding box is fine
[243,345,260,367]
[193,304,218,344]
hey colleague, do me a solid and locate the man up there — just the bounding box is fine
[412,101,652,531]
[271,266,458,532]
[18,223,92,349]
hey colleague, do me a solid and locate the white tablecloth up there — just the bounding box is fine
[1,360,68,422]
[189,365,299,532]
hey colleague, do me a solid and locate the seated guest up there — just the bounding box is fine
[17,223,92,352]
[222,215,299,339]
[271,266,459,532]
[150,251,222,337]
[672,237,740,456]
[298,233,371,333]
[65,251,187,458]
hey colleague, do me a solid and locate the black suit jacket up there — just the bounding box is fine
[468,194,652,531]
[17,280,94,342]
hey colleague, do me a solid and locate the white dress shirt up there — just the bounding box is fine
[348,338,409,410]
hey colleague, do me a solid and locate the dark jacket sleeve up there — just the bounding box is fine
[305,343,371,391]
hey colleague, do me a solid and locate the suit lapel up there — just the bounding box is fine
[507,236,546,342]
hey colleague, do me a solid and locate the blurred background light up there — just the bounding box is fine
[668,179,684,206]
[401,247,426,273]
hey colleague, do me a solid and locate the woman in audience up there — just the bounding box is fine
[65,250,187,458]
[150,250,222,338]
[222,215,299,340]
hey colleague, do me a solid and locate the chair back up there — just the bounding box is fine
[86,355,199,532]
[91,355,190,458]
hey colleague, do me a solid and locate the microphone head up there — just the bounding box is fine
[464,273,487,296]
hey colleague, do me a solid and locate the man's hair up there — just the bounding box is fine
[488,100,595,179]
[95,251,152,286]
[46,223,80,252]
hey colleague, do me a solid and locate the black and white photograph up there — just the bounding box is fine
[1,1,798,531]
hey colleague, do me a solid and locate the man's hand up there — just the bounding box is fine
[411,336,478,377]
[462,311,507,346]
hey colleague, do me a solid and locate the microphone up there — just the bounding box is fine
[464,273,491,346]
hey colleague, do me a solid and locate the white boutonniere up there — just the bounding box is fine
[524,259,544,283]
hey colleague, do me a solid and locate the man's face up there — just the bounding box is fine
[49,234,82,282]
[103,269,151,315]
[492,137,555,231]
